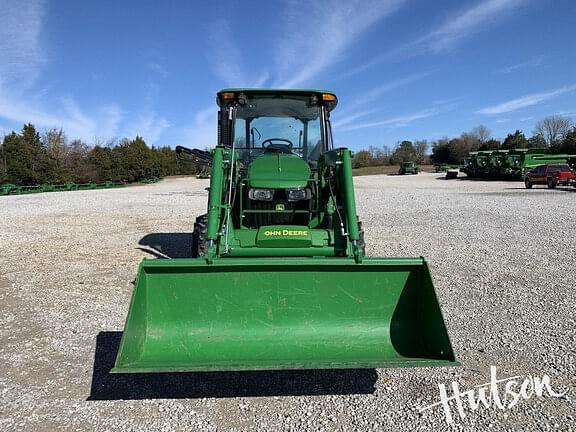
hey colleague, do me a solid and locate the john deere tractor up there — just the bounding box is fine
[398,161,419,175]
[113,89,456,372]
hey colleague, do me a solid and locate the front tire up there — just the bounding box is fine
[525,178,532,189]
[357,219,366,256]
[192,214,208,258]
[547,178,556,189]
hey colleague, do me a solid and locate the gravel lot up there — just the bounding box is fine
[1,173,574,431]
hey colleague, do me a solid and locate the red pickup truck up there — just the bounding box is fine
[524,164,576,189]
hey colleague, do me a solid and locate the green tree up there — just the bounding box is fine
[0,135,7,182]
[1,124,49,184]
[501,130,528,149]
[43,128,69,183]
[559,127,576,153]
[527,134,546,149]
[115,136,153,181]
[430,138,452,164]
[391,140,416,164]
[478,139,500,150]
[88,145,115,182]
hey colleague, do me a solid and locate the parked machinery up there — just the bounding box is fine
[398,161,419,175]
[460,148,570,180]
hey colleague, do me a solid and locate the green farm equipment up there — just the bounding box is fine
[399,161,419,175]
[1,184,16,195]
[0,181,126,196]
[488,150,508,177]
[434,164,451,173]
[521,149,559,179]
[463,148,550,180]
[504,149,528,179]
[140,177,160,184]
[113,89,456,373]
[173,146,213,178]
[445,169,459,179]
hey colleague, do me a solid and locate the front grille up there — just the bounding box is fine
[244,190,310,228]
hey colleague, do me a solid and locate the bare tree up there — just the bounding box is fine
[471,125,491,144]
[43,128,68,161]
[533,115,573,146]
[413,139,429,164]
[460,132,481,151]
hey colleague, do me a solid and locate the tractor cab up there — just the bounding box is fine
[217,89,337,164]
[216,89,340,231]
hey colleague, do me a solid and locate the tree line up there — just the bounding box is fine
[3,114,575,183]
[0,124,199,185]
[352,114,576,168]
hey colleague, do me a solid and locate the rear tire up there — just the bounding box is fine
[547,178,556,189]
[192,214,208,258]
[525,178,532,189]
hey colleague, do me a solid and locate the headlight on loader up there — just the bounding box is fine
[249,188,274,201]
[287,188,311,202]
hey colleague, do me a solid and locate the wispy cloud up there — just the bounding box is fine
[179,106,217,149]
[0,0,45,90]
[554,110,576,117]
[496,56,544,74]
[333,71,434,128]
[0,93,124,140]
[336,108,440,132]
[347,71,434,110]
[273,0,406,87]
[196,0,408,144]
[123,110,170,143]
[477,85,576,115]
[421,0,526,53]
[0,0,170,144]
[206,19,270,87]
[341,0,527,79]
[332,109,380,129]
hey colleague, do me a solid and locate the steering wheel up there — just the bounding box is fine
[262,138,293,150]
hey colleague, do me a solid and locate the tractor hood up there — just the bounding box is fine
[248,153,311,189]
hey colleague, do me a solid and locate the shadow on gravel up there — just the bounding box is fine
[451,176,519,182]
[503,187,576,192]
[89,332,378,400]
[138,233,193,258]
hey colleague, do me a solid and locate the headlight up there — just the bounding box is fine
[249,188,274,201]
[287,188,311,201]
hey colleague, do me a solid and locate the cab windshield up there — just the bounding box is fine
[233,95,323,162]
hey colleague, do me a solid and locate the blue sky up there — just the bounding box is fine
[1,0,575,150]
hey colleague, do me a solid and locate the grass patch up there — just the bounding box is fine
[353,165,435,176]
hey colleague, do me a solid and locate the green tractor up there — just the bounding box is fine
[113,89,456,372]
[399,161,419,175]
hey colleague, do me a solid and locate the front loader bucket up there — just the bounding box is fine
[112,257,456,372]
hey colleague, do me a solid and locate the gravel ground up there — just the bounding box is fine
[0,173,574,431]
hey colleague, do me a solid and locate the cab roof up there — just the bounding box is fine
[217,88,338,110]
